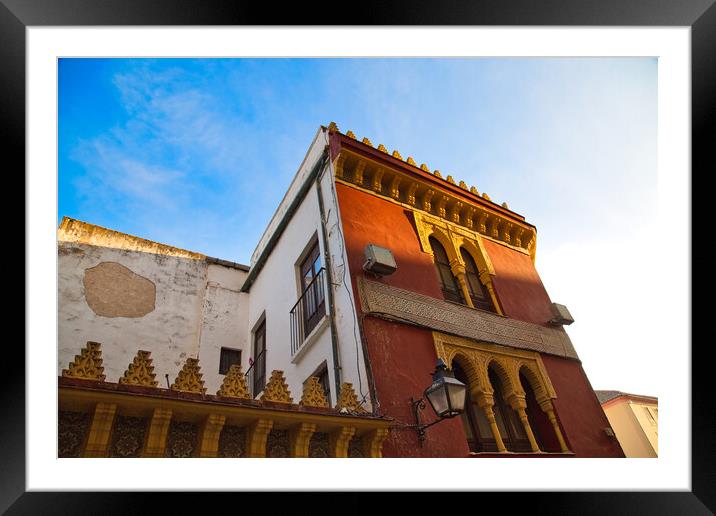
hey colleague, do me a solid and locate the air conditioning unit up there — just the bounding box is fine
[363,244,397,277]
[549,303,574,326]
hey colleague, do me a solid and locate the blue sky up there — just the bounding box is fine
[59,57,656,265]
[59,58,658,393]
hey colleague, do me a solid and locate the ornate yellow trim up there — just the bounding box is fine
[300,377,329,408]
[62,341,106,381]
[119,350,158,387]
[261,370,293,404]
[432,332,556,400]
[414,211,504,315]
[141,407,172,457]
[197,414,226,457]
[246,419,274,457]
[216,364,250,399]
[330,426,356,458]
[432,331,568,453]
[83,402,117,457]
[336,383,366,413]
[362,428,389,458]
[289,422,317,458]
[171,357,206,394]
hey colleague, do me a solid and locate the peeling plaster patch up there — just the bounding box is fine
[83,262,156,318]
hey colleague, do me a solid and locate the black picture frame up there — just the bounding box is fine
[5,0,711,513]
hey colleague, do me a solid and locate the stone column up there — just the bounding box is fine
[479,270,503,315]
[197,414,226,458]
[142,407,172,457]
[450,261,474,308]
[246,419,274,458]
[476,393,506,452]
[540,399,570,453]
[509,396,540,452]
[362,428,390,458]
[330,426,356,458]
[83,402,117,457]
[289,422,317,458]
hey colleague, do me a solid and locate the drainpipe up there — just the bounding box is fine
[315,148,343,401]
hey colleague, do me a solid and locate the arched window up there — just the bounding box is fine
[488,367,531,452]
[429,236,464,304]
[453,362,497,452]
[460,248,495,313]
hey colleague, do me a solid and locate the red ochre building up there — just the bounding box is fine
[57,122,624,458]
[328,125,623,458]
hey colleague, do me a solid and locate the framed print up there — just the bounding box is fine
[5,0,713,513]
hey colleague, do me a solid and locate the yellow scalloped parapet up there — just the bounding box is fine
[171,357,206,394]
[119,350,158,387]
[333,125,515,214]
[62,341,106,381]
[300,377,329,408]
[336,383,366,413]
[261,370,293,404]
[216,364,250,399]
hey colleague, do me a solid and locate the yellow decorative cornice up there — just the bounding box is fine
[59,383,393,458]
[433,170,443,179]
[300,377,330,408]
[216,364,250,399]
[62,341,106,381]
[119,350,158,387]
[261,370,293,404]
[171,357,206,394]
[336,383,366,413]
[431,331,557,401]
[332,126,516,213]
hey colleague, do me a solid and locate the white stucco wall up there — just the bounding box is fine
[58,236,248,394]
[245,129,372,410]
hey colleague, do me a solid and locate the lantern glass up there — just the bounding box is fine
[425,381,449,417]
[425,375,466,418]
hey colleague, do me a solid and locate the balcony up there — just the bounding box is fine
[290,267,327,357]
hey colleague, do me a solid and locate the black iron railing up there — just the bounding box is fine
[246,349,266,398]
[290,267,327,355]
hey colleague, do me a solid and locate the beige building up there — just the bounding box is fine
[595,390,658,458]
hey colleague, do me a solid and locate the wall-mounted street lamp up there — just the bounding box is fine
[411,359,467,446]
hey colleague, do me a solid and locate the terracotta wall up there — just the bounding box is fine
[335,181,623,457]
[541,354,625,457]
[482,239,554,326]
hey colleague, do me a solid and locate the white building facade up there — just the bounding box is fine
[58,125,372,411]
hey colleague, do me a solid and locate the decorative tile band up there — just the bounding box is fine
[356,276,578,360]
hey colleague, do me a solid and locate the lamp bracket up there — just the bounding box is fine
[411,397,444,447]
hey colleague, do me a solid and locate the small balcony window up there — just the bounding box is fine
[290,240,326,355]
